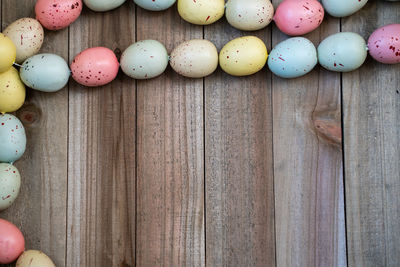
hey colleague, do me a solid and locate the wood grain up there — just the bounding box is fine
[204,20,275,266]
[67,3,136,266]
[342,2,400,266]
[135,6,205,267]
[1,1,68,266]
[271,1,347,265]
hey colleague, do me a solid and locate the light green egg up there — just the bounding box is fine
[83,0,126,12]
[321,0,368,17]
[134,0,176,11]
[318,32,367,72]
[20,54,70,92]
[121,40,169,79]
[0,163,21,211]
[0,114,26,164]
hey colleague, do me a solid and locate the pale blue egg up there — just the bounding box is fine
[318,32,367,72]
[268,37,317,79]
[20,54,70,93]
[134,0,176,11]
[0,114,26,163]
[321,0,368,17]
[84,0,126,12]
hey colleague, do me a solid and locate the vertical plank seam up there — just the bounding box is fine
[202,24,207,267]
[65,23,71,267]
[339,17,350,267]
[134,2,138,266]
[271,23,277,267]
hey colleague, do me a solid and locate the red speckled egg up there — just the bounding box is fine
[35,0,82,30]
[274,0,324,36]
[71,47,119,87]
[0,219,25,264]
[368,24,400,64]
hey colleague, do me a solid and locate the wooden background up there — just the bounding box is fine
[1,0,399,266]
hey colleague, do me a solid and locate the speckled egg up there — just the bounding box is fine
[134,0,176,11]
[0,219,25,264]
[0,163,21,211]
[318,32,367,72]
[71,47,119,87]
[0,33,16,73]
[121,40,168,79]
[4,18,44,64]
[20,54,70,92]
[0,67,26,114]
[368,24,400,64]
[268,37,317,78]
[274,0,324,36]
[84,0,126,11]
[16,250,56,267]
[170,39,218,78]
[178,0,225,25]
[225,0,274,31]
[35,0,83,30]
[219,36,268,76]
[321,0,367,18]
[0,114,26,163]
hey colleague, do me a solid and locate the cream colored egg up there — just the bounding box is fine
[170,39,218,78]
[219,36,268,76]
[4,18,44,64]
[178,0,225,25]
[226,0,274,31]
[16,250,55,267]
[0,67,26,113]
[0,163,21,211]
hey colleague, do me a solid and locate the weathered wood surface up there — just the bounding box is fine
[0,1,399,267]
[342,2,400,267]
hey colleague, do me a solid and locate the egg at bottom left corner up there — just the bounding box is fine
[0,67,26,113]
[0,218,25,264]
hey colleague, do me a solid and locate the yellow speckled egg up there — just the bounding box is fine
[219,36,268,76]
[4,18,44,64]
[178,0,225,25]
[16,250,55,267]
[0,33,16,73]
[0,67,26,113]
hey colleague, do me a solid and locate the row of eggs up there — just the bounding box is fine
[34,0,398,35]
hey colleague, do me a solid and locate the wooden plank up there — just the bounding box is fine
[342,2,400,266]
[67,3,136,266]
[135,7,205,267]
[271,0,347,265]
[1,1,68,266]
[204,21,275,266]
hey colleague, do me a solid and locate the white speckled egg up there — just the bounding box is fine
[170,39,218,78]
[134,0,176,11]
[178,0,225,25]
[268,37,317,78]
[0,163,21,211]
[321,0,367,18]
[84,0,126,11]
[226,0,274,31]
[16,250,56,267]
[0,114,26,163]
[121,40,168,79]
[20,54,70,92]
[4,18,44,64]
[318,32,367,72]
[219,36,268,76]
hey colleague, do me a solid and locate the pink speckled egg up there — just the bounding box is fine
[368,24,400,64]
[71,47,119,87]
[35,0,82,30]
[274,0,324,36]
[0,218,25,264]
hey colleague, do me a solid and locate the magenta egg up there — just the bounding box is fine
[0,219,25,264]
[368,24,400,64]
[71,47,120,87]
[274,0,324,36]
[35,0,82,30]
